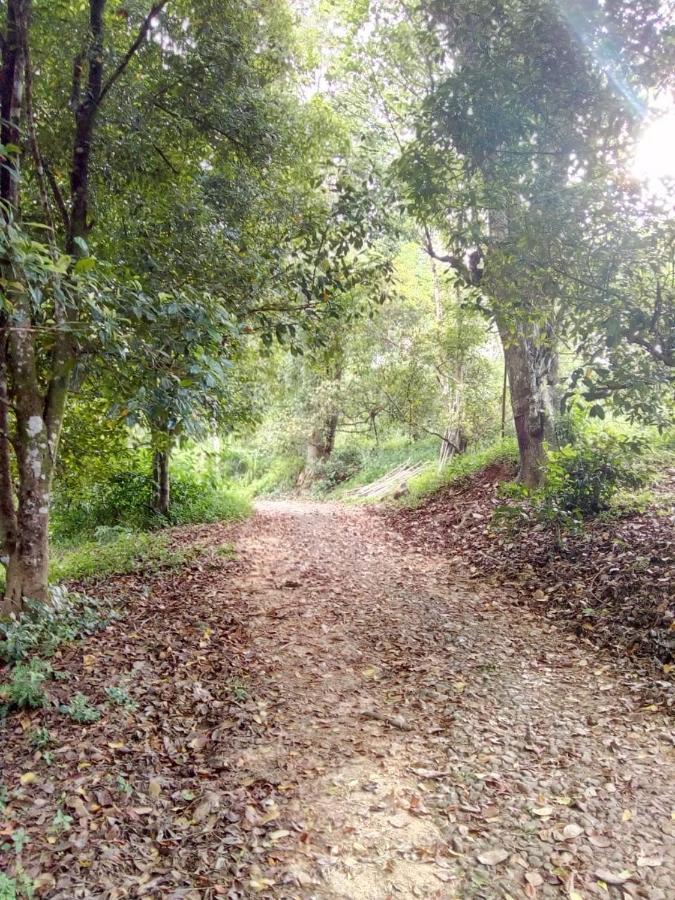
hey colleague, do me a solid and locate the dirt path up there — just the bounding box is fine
[2,501,674,899]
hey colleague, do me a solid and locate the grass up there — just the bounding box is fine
[401,438,518,506]
[245,455,305,497]
[0,530,193,595]
[331,436,439,498]
[50,530,192,584]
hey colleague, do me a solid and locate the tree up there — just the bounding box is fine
[0,0,297,612]
[394,0,672,485]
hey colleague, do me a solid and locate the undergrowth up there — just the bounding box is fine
[51,471,249,539]
[0,589,120,718]
[49,529,192,584]
[330,436,439,498]
[400,439,518,506]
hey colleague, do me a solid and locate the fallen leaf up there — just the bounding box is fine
[193,791,221,822]
[477,848,510,866]
[562,823,583,840]
[532,805,554,817]
[636,855,662,867]
[588,832,612,849]
[594,869,633,886]
[388,813,409,828]
[525,871,544,886]
[148,779,162,798]
[20,772,37,785]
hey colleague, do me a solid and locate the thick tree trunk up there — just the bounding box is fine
[300,413,339,484]
[2,505,49,616]
[152,447,171,518]
[1,321,68,616]
[498,320,558,488]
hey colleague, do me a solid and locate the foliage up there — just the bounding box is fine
[403,439,519,506]
[60,692,101,724]
[49,532,190,584]
[51,469,250,539]
[0,659,51,713]
[0,870,34,900]
[0,590,115,664]
[541,433,647,521]
[246,456,306,497]
[28,727,51,749]
[312,447,363,491]
[105,686,137,710]
[496,416,651,534]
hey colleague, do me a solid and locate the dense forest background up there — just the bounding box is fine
[0,0,672,618]
[1,2,674,897]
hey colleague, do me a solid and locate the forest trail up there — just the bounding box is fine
[230,501,675,900]
[3,501,674,899]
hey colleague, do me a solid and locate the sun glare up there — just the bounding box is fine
[632,111,675,187]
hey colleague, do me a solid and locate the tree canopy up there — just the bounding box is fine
[0,0,673,610]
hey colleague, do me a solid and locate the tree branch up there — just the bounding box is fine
[43,162,71,234]
[97,1,170,110]
[422,224,472,284]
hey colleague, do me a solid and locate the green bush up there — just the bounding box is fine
[246,455,305,496]
[51,470,249,539]
[495,417,650,534]
[0,659,51,713]
[542,433,646,520]
[314,447,363,490]
[50,532,189,583]
[0,590,116,664]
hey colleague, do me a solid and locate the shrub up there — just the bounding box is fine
[0,590,116,664]
[542,434,646,520]
[0,659,51,713]
[51,470,249,539]
[60,692,100,724]
[247,455,305,496]
[50,532,188,584]
[314,447,363,490]
[495,418,649,535]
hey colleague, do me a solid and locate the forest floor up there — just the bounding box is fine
[2,501,674,899]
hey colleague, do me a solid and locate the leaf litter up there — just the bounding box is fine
[0,502,674,898]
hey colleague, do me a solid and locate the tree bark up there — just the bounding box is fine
[0,314,67,616]
[0,0,29,209]
[300,412,339,484]
[67,0,105,252]
[498,319,558,488]
[152,446,171,518]
[0,327,18,566]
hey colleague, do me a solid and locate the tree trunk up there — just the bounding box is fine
[0,319,68,616]
[2,502,49,616]
[152,446,171,518]
[0,0,29,210]
[300,412,339,484]
[0,329,18,567]
[498,320,558,488]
